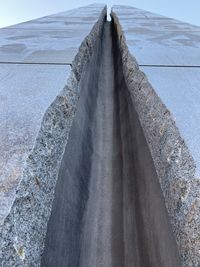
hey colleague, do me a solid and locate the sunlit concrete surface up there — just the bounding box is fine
[113,5,200,66]
[0,5,105,64]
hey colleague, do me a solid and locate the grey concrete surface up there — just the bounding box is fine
[112,6,200,267]
[113,5,200,66]
[0,4,106,266]
[41,21,181,267]
[0,4,105,64]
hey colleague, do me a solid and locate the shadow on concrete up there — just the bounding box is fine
[41,19,181,267]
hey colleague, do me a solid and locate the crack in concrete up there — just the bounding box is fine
[41,18,181,267]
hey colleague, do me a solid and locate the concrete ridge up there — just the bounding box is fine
[0,61,72,66]
[1,63,199,69]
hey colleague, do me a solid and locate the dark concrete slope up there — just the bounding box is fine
[41,21,181,267]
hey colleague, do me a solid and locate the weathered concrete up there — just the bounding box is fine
[112,6,200,267]
[0,4,106,266]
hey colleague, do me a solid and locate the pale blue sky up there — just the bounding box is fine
[0,0,200,28]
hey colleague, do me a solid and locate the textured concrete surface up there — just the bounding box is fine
[113,5,200,66]
[112,6,200,267]
[0,5,105,64]
[0,4,106,266]
[42,22,181,267]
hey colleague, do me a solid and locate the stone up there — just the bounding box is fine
[0,4,106,266]
[112,5,200,266]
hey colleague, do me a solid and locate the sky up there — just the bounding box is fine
[0,0,200,28]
